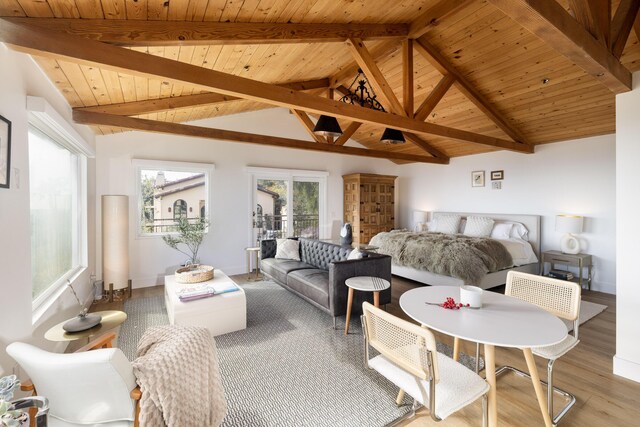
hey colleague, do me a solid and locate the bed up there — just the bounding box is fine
[372,212,541,290]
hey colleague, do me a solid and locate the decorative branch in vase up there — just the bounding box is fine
[162,217,213,283]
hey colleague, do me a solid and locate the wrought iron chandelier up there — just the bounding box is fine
[313,69,405,144]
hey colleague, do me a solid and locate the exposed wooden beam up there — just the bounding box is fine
[487,0,632,93]
[291,109,327,144]
[403,39,414,117]
[9,18,409,46]
[330,39,400,89]
[567,0,610,44]
[634,13,640,50]
[414,74,455,121]
[76,78,330,116]
[334,122,362,146]
[346,37,406,116]
[73,110,448,164]
[414,38,530,145]
[0,19,530,153]
[409,0,474,39]
[610,0,640,58]
[404,133,450,160]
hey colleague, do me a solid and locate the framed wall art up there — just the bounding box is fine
[491,170,504,180]
[471,170,485,187]
[0,114,11,189]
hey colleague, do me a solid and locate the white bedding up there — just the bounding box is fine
[495,238,538,266]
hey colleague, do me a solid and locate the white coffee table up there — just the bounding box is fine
[344,276,390,335]
[164,269,247,337]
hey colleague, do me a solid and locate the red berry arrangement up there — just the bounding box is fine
[434,297,470,310]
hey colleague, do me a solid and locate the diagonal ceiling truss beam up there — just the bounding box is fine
[76,78,330,116]
[73,110,449,164]
[487,0,632,93]
[291,109,327,144]
[6,18,409,46]
[610,0,640,58]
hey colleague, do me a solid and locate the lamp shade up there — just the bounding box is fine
[380,128,405,144]
[413,210,429,223]
[313,115,342,137]
[102,195,129,290]
[555,215,583,234]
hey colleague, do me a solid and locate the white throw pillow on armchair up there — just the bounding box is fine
[275,239,301,261]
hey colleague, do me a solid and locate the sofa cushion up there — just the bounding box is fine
[261,258,314,284]
[286,269,330,308]
[299,238,351,270]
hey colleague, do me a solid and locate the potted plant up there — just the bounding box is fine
[0,375,27,427]
[162,217,213,283]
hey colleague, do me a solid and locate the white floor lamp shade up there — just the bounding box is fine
[556,214,583,254]
[102,195,129,290]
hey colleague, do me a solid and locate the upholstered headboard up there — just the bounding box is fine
[431,212,542,257]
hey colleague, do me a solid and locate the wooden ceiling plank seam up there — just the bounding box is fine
[147,0,168,21]
[57,60,100,106]
[73,109,448,164]
[334,122,362,146]
[404,133,450,159]
[414,74,456,121]
[0,18,531,153]
[124,0,147,20]
[100,69,125,104]
[346,37,406,116]
[0,0,26,17]
[167,0,188,21]
[16,0,53,17]
[487,0,632,93]
[46,0,80,18]
[610,0,640,58]
[414,37,530,145]
[118,72,137,103]
[403,38,414,117]
[101,0,126,20]
[185,0,209,22]
[75,0,104,18]
[409,0,475,38]
[291,109,327,144]
[34,57,84,106]
[235,0,261,22]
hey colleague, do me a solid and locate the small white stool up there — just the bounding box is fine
[245,246,261,281]
[344,276,390,335]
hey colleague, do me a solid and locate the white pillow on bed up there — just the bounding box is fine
[491,223,513,240]
[464,216,495,237]
[432,214,461,234]
[492,221,529,241]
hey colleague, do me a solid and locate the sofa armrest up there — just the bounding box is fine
[328,254,392,316]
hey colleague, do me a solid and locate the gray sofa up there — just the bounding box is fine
[260,237,392,326]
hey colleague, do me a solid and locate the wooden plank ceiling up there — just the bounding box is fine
[0,0,639,163]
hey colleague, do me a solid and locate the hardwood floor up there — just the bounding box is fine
[91,274,638,426]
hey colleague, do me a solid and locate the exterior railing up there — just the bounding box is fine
[255,214,319,240]
[142,217,204,233]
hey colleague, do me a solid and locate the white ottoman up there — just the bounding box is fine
[164,269,247,337]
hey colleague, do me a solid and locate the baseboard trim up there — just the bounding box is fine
[613,355,640,383]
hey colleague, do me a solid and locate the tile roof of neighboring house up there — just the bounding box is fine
[154,181,204,198]
[156,173,205,189]
[257,185,280,198]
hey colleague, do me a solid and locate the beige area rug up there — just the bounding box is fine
[564,300,607,332]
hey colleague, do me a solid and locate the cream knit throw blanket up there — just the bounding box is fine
[132,325,227,427]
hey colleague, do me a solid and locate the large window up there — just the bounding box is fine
[133,159,214,236]
[28,97,92,314]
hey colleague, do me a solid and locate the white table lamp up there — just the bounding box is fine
[556,214,583,254]
[413,210,429,232]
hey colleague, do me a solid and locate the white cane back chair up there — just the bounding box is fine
[499,271,582,425]
[361,302,488,425]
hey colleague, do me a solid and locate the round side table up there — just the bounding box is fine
[344,276,390,335]
[45,310,127,344]
[245,246,261,281]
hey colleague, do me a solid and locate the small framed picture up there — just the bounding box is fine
[471,170,485,187]
[491,170,504,180]
[0,114,11,189]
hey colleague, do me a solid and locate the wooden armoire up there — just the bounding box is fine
[343,173,397,245]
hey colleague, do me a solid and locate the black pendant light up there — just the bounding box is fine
[380,128,405,144]
[313,115,343,137]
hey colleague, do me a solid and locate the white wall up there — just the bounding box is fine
[397,135,616,293]
[614,71,640,383]
[0,45,96,375]
[95,108,399,287]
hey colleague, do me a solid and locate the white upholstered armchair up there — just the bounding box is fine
[6,333,141,427]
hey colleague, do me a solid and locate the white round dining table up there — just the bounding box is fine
[400,286,567,427]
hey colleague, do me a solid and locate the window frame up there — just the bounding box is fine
[27,96,94,317]
[133,159,215,239]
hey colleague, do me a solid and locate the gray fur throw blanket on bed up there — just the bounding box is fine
[370,231,513,284]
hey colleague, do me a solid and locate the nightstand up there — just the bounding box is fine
[540,250,593,290]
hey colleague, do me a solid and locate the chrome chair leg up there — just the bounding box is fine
[496,365,576,426]
[548,359,555,421]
